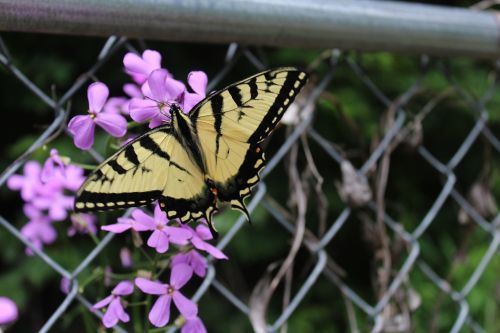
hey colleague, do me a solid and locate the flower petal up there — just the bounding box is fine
[123,83,143,98]
[135,277,168,295]
[170,263,193,289]
[112,280,134,296]
[68,115,95,150]
[123,53,148,84]
[165,226,191,245]
[182,317,207,333]
[187,71,208,96]
[104,97,128,114]
[129,98,159,122]
[142,50,162,70]
[6,174,24,191]
[172,291,198,319]
[87,82,109,113]
[131,209,156,230]
[165,77,186,101]
[149,295,171,328]
[182,92,204,113]
[147,230,169,253]
[95,112,127,137]
[200,242,228,260]
[39,222,57,244]
[109,298,130,323]
[149,113,170,128]
[154,204,168,226]
[0,297,18,325]
[148,69,169,102]
[92,295,113,309]
[195,225,213,240]
[102,223,132,234]
[102,303,120,328]
[190,251,208,277]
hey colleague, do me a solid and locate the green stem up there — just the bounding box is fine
[138,246,154,265]
[88,232,101,246]
[126,301,149,307]
[70,161,98,170]
[79,268,104,292]
[148,325,175,333]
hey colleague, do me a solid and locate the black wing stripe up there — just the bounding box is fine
[228,86,243,107]
[211,93,224,158]
[124,145,140,166]
[139,134,191,175]
[248,77,258,100]
[108,160,127,174]
[248,71,304,143]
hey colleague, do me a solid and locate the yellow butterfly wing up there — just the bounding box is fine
[190,68,308,216]
[74,126,215,221]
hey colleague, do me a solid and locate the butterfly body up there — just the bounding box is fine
[74,68,308,232]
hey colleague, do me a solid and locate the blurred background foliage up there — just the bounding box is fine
[1,1,500,332]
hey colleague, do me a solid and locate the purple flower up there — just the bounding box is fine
[101,208,156,233]
[61,165,86,192]
[182,316,207,333]
[93,280,134,328]
[129,69,186,128]
[103,97,129,115]
[68,213,97,236]
[60,277,71,294]
[32,191,74,221]
[120,247,133,268]
[146,204,191,253]
[182,71,208,112]
[123,49,163,85]
[7,161,42,201]
[21,204,57,255]
[123,83,143,99]
[68,82,127,150]
[183,224,228,260]
[40,149,65,182]
[0,297,18,325]
[40,149,85,192]
[172,250,208,278]
[135,264,197,327]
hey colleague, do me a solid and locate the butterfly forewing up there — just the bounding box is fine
[192,67,308,144]
[75,126,173,211]
[74,126,216,220]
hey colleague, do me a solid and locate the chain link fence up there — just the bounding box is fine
[1,2,500,333]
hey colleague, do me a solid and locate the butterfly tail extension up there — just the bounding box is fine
[204,205,219,239]
[230,199,252,225]
[216,145,265,223]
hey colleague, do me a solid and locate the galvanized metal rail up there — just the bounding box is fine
[1,0,500,58]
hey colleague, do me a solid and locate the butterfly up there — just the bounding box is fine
[74,67,309,234]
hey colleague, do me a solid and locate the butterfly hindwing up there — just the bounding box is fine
[157,136,216,223]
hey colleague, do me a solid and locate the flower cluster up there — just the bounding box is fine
[93,203,226,330]
[7,149,96,254]
[8,49,215,332]
[68,50,208,150]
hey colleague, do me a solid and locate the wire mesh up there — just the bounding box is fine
[0,10,499,333]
